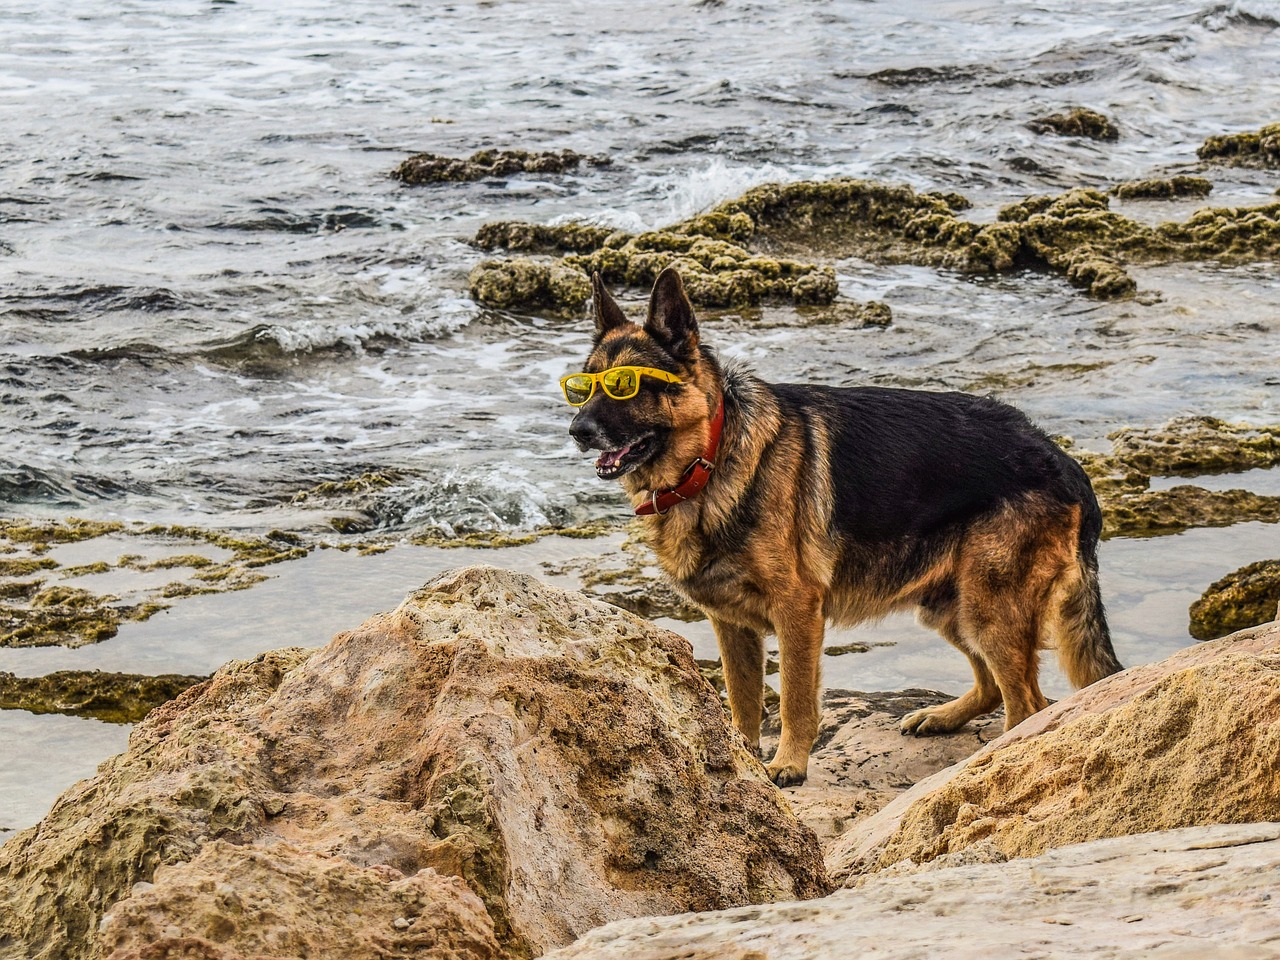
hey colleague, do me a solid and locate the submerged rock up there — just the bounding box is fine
[1111,175,1213,200]
[0,670,205,724]
[1197,122,1280,168]
[393,149,610,185]
[1189,558,1280,640]
[1107,416,1280,475]
[1026,106,1120,141]
[0,518,307,649]
[0,567,827,960]
[825,620,1280,882]
[1100,485,1280,538]
[545,824,1280,960]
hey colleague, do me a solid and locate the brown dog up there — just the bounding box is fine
[564,267,1122,786]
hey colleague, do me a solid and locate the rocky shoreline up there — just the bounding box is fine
[2,566,1276,959]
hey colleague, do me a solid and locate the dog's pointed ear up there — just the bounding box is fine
[645,267,698,360]
[592,272,631,339]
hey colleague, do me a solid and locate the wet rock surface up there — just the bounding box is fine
[1026,106,1120,141]
[825,620,1280,883]
[468,178,1280,309]
[0,567,827,960]
[544,824,1280,960]
[1197,121,1280,168]
[0,518,308,648]
[1190,558,1280,640]
[1110,175,1212,200]
[0,670,205,724]
[393,149,610,184]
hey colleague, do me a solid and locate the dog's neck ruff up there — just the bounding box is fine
[635,398,725,516]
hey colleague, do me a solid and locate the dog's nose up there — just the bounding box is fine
[569,414,597,450]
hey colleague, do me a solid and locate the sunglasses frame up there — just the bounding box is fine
[559,365,683,406]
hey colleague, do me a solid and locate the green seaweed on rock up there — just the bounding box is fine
[1111,177,1213,201]
[0,670,207,724]
[393,148,611,184]
[1189,559,1280,641]
[1027,107,1120,141]
[1197,123,1280,169]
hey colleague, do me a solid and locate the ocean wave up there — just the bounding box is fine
[296,464,576,537]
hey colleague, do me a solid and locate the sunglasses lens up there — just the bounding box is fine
[563,375,594,405]
[603,368,638,399]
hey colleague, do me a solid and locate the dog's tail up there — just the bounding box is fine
[1051,510,1123,689]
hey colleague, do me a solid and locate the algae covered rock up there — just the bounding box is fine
[393,148,610,184]
[0,670,205,724]
[469,176,1280,310]
[1111,176,1213,200]
[1107,416,1280,475]
[1100,485,1280,538]
[1197,122,1280,168]
[825,621,1280,882]
[1027,106,1120,141]
[1190,558,1280,640]
[468,257,591,311]
[0,567,827,960]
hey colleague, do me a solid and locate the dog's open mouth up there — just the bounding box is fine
[595,434,655,479]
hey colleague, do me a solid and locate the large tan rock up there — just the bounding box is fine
[99,841,499,960]
[0,566,827,960]
[543,823,1280,960]
[826,621,1280,883]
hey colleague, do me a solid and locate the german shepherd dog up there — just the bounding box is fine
[565,267,1122,786]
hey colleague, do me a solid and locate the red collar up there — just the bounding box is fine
[635,398,725,516]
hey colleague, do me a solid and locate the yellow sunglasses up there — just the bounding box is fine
[559,365,682,406]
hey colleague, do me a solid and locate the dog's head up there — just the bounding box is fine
[565,267,720,493]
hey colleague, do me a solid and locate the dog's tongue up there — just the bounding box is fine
[596,443,632,470]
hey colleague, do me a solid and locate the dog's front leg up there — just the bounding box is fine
[711,617,765,756]
[767,591,824,787]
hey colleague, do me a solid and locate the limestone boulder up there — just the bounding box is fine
[826,620,1280,883]
[0,566,827,960]
[99,842,499,960]
[544,823,1280,960]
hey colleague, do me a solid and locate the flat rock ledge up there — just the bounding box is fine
[0,566,827,960]
[545,823,1280,960]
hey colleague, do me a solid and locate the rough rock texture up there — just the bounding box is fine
[98,843,501,960]
[393,149,609,184]
[1190,559,1280,640]
[1100,485,1280,538]
[1111,176,1213,200]
[468,178,1280,310]
[1027,106,1120,141]
[1198,122,1280,168]
[0,566,826,960]
[0,670,205,724]
[467,257,592,311]
[825,621,1280,883]
[1107,416,1280,475]
[761,690,1004,843]
[543,823,1280,960]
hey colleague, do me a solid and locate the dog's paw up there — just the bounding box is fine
[899,706,960,736]
[766,761,807,788]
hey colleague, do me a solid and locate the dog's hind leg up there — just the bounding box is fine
[711,617,766,754]
[767,590,824,787]
[901,599,1002,735]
